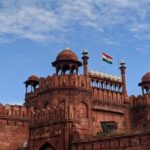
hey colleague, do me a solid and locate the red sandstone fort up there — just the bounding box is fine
[0,48,150,150]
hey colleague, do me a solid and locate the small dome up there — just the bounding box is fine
[56,48,78,61]
[83,49,88,53]
[28,75,39,81]
[142,71,150,83]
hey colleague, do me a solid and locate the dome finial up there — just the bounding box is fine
[120,60,126,66]
[82,49,88,57]
[65,47,71,50]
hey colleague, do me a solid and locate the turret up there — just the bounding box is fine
[24,75,39,93]
[82,49,89,78]
[139,71,150,95]
[119,61,127,99]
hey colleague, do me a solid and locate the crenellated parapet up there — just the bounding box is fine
[25,74,90,100]
[130,94,150,106]
[129,94,150,130]
[0,104,33,126]
[39,74,90,89]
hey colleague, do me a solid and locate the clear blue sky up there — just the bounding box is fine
[0,0,150,105]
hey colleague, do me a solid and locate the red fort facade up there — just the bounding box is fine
[0,48,150,150]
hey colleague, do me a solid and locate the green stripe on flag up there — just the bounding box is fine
[102,58,113,64]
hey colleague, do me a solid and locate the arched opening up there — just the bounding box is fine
[62,65,70,74]
[144,87,150,94]
[71,65,78,74]
[56,66,62,75]
[39,142,55,150]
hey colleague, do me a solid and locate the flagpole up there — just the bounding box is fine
[100,50,103,73]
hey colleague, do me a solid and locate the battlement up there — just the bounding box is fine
[130,94,150,130]
[25,74,90,99]
[39,74,90,89]
[0,104,33,126]
[130,94,150,106]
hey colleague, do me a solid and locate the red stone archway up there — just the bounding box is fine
[39,142,55,150]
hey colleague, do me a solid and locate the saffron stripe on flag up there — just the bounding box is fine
[102,53,113,64]
[102,53,113,59]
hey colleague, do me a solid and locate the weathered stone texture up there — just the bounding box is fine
[0,124,29,150]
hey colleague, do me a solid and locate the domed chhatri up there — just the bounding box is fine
[52,48,82,75]
[139,71,150,94]
[56,48,78,61]
[24,75,39,93]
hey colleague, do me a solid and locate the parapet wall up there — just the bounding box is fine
[0,104,32,150]
[130,94,150,106]
[129,95,150,130]
[25,74,91,100]
[89,72,125,105]
[92,88,124,105]
[71,131,150,150]
[89,71,123,91]
[39,74,90,89]
[0,104,33,120]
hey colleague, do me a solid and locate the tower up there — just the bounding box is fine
[138,71,150,129]
[131,71,150,130]
[119,61,128,102]
[28,48,92,150]
[82,49,89,78]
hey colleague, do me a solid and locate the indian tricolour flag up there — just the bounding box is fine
[102,53,113,64]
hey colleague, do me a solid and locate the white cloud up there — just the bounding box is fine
[103,37,120,46]
[129,23,150,32]
[0,0,150,42]
[137,45,150,54]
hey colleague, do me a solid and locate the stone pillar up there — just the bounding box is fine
[25,84,28,94]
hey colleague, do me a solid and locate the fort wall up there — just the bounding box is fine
[71,131,150,150]
[0,104,32,150]
[129,95,150,130]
